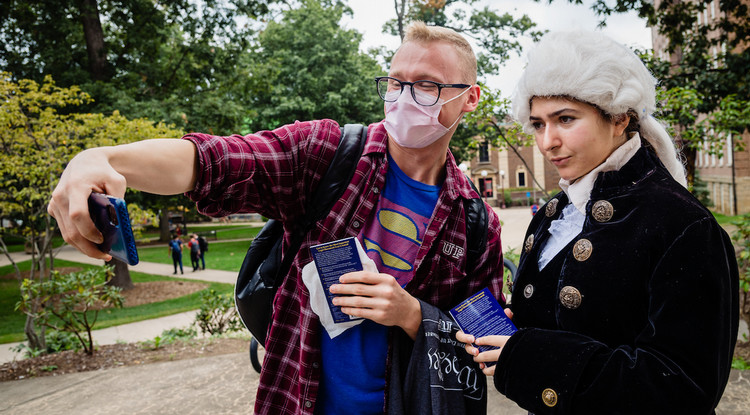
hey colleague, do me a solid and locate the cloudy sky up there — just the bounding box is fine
[343,0,653,97]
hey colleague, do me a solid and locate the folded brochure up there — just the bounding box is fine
[449,287,517,352]
[309,237,364,323]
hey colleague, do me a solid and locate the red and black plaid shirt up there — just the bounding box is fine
[183,119,504,414]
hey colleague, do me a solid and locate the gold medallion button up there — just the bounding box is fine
[523,284,534,298]
[572,238,593,261]
[524,233,534,253]
[592,200,614,222]
[542,388,558,407]
[559,286,582,309]
[545,199,559,217]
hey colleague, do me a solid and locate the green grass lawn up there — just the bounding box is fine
[137,224,261,242]
[0,259,232,344]
[0,234,67,253]
[138,239,253,272]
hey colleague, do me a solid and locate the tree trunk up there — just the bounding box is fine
[106,259,134,290]
[79,0,108,81]
[394,0,406,40]
[159,209,171,242]
[24,314,45,351]
[682,146,697,191]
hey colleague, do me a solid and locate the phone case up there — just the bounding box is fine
[88,193,139,265]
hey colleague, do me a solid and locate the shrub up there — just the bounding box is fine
[195,289,243,335]
[16,266,124,355]
[732,213,750,335]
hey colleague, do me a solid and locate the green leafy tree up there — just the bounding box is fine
[16,266,124,356]
[655,86,750,189]
[385,0,543,79]
[0,0,283,135]
[244,0,384,131]
[0,72,183,350]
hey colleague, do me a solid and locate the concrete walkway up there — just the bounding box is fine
[1,209,749,414]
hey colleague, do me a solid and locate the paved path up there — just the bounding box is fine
[1,351,749,414]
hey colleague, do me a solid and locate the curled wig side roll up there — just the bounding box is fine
[640,115,688,187]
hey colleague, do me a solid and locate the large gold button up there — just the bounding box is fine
[542,388,558,407]
[560,286,582,309]
[524,233,534,253]
[572,238,593,261]
[592,200,614,222]
[545,199,559,217]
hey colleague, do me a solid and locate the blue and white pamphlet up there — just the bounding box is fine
[309,237,364,323]
[449,287,517,353]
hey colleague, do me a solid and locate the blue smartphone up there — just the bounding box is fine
[88,193,139,265]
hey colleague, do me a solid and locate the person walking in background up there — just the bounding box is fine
[168,234,183,274]
[188,234,200,272]
[456,30,739,414]
[197,234,208,270]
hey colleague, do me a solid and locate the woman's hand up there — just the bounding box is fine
[455,308,514,376]
[455,331,511,376]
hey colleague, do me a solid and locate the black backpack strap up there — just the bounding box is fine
[301,124,368,228]
[273,123,367,289]
[463,175,488,270]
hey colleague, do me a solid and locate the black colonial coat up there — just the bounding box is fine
[495,146,739,414]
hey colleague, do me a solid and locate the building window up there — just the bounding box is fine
[479,178,493,198]
[479,142,489,163]
[517,171,526,187]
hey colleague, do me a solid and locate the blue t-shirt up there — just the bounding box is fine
[316,155,441,414]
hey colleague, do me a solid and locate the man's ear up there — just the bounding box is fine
[462,84,481,112]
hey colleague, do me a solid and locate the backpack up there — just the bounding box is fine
[234,124,488,347]
[198,236,208,252]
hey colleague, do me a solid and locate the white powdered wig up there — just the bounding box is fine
[512,30,687,187]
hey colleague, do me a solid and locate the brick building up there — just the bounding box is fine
[652,0,750,214]
[467,140,560,208]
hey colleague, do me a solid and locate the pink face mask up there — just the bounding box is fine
[384,87,469,149]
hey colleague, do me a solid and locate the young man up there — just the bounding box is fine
[49,22,503,414]
[197,234,208,269]
[168,234,183,275]
[188,234,201,271]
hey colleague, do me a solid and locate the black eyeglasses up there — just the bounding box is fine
[375,76,471,107]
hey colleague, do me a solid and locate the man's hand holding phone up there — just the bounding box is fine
[87,193,139,265]
[48,148,129,260]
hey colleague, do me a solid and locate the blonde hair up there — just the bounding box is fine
[400,21,477,84]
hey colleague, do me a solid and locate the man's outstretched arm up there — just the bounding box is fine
[48,139,197,260]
